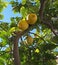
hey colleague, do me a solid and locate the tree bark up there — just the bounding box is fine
[12,31,30,65]
[13,36,21,65]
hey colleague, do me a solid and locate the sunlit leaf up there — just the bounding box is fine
[20,6,27,18]
[0,57,7,65]
[9,27,15,33]
[35,48,40,53]
[22,0,26,5]
[0,14,4,20]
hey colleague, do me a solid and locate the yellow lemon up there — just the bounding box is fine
[27,13,37,24]
[27,36,33,44]
[18,19,29,31]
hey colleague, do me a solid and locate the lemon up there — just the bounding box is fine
[18,19,29,31]
[27,36,33,44]
[26,13,37,24]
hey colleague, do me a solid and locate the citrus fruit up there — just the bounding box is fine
[27,36,33,44]
[26,13,37,24]
[18,19,29,31]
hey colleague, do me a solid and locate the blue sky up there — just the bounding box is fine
[1,0,21,23]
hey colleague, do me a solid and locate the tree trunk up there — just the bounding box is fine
[13,37,21,65]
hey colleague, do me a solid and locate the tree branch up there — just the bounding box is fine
[13,31,22,65]
[12,24,37,65]
[39,0,46,19]
[41,21,58,36]
[12,1,58,65]
[39,0,58,36]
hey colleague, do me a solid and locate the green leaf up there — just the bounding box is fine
[0,57,7,65]
[51,36,58,43]
[10,1,19,7]
[10,18,17,27]
[0,3,4,12]
[53,0,58,9]
[0,30,7,38]
[22,0,26,5]
[0,14,4,20]
[9,27,15,33]
[0,42,6,46]
[44,53,56,60]
[45,60,56,65]
[5,47,11,52]
[20,6,27,18]
[0,30,9,46]
[0,1,8,12]
[41,43,57,51]
[3,2,9,8]
[0,22,9,31]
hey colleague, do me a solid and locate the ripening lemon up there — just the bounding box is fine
[18,19,29,31]
[27,36,33,44]
[26,13,37,24]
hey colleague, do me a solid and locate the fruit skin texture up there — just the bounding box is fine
[18,19,29,31]
[27,13,37,24]
[27,36,33,44]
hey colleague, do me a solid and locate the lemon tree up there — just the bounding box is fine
[0,0,58,65]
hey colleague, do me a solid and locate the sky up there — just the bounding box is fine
[1,0,21,23]
[0,0,22,50]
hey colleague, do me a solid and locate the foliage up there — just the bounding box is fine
[0,0,58,65]
[0,0,8,20]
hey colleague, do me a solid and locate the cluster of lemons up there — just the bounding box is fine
[18,13,37,31]
[17,13,40,53]
[18,13,37,44]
